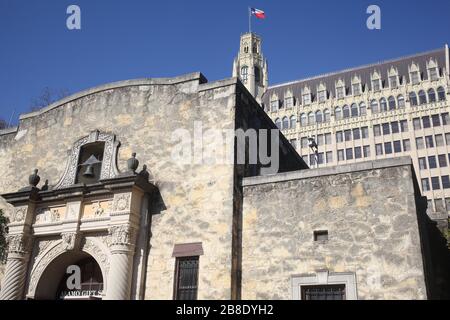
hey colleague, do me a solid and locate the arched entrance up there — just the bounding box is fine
[34,251,104,300]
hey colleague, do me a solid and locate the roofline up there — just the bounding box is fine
[19,72,207,120]
[267,46,446,90]
[242,157,413,187]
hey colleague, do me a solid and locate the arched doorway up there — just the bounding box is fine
[34,251,104,300]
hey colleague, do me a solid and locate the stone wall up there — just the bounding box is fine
[0,73,237,299]
[241,158,429,300]
[0,72,307,299]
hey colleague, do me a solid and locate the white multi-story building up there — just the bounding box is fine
[234,32,450,231]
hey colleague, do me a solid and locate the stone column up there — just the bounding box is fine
[105,224,135,300]
[0,234,31,300]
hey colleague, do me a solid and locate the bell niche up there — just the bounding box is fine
[76,141,105,184]
[53,130,121,189]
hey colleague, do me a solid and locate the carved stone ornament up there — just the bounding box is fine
[53,130,121,189]
[35,207,62,224]
[113,194,130,212]
[93,201,105,216]
[81,238,110,274]
[61,232,79,251]
[10,207,26,223]
[7,234,30,255]
[108,224,135,247]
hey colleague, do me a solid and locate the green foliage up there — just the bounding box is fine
[0,209,8,264]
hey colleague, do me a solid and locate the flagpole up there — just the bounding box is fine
[248,7,251,33]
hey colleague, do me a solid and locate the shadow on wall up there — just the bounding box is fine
[414,188,450,299]
[419,204,450,300]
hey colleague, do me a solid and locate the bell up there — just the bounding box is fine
[83,164,95,177]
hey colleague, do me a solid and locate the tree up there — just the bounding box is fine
[0,209,8,264]
[30,87,70,112]
[0,118,7,130]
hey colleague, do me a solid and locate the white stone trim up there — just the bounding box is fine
[291,271,358,300]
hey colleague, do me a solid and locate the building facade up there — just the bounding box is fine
[0,35,448,300]
[234,33,450,233]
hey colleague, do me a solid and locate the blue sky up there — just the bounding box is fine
[0,0,449,123]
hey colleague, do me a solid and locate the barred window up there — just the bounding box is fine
[174,257,199,300]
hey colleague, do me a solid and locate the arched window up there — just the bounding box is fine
[300,113,307,126]
[308,112,315,125]
[418,90,427,105]
[342,105,350,118]
[437,86,446,101]
[397,95,405,108]
[350,103,358,117]
[359,102,367,116]
[290,116,296,129]
[428,88,436,103]
[275,118,281,129]
[334,107,342,120]
[323,109,331,122]
[282,116,289,130]
[409,92,418,106]
[370,99,379,113]
[254,66,261,83]
[315,110,323,123]
[241,66,248,83]
[380,98,387,112]
[388,96,396,110]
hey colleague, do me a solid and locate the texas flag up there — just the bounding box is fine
[251,8,266,19]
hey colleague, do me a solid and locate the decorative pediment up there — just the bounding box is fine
[371,70,381,80]
[409,62,419,73]
[427,59,437,69]
[317,82,326,92]
[284,89,293,99]
[351,75,360,84]
[335,78,345,87]
[302,86,311,94]
[388,67,398,77]
[54,130,120,190]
